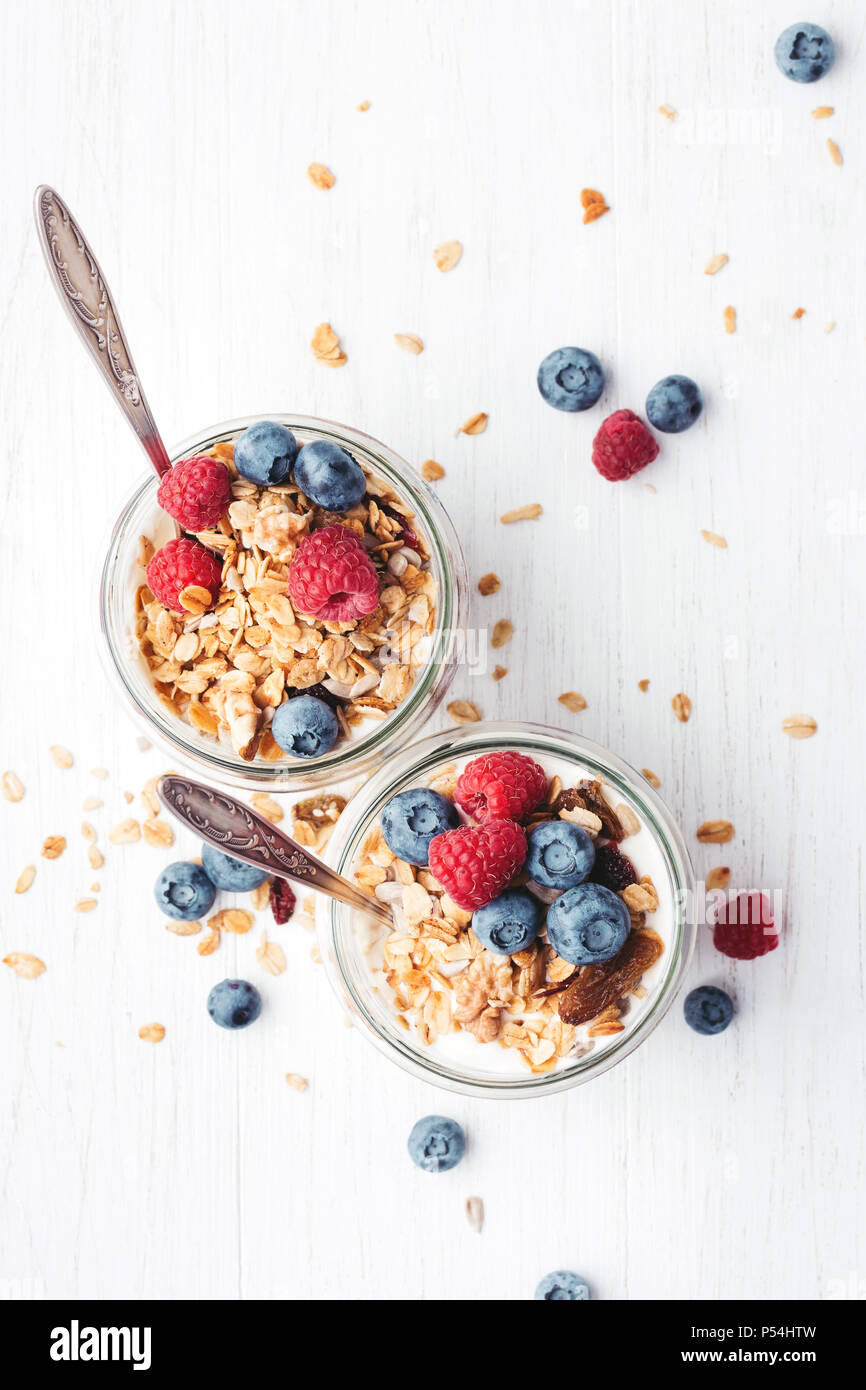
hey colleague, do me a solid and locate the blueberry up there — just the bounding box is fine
[294,439,366,512]
[154,860,216,920]
[546,882,630,965]
[407,1115,465,1173]
[537,347,605,412]
[234,420,298,486]
[381,788,459,865]
[535,1270,590,1301]
[207,979,262,1030]
[472,889,541,956]
[684,985,734,1035]
[527,821,595,890]
[774,23,835,82]
[271,694,339,759]
[645,374,703,433]
[200,842,268,892]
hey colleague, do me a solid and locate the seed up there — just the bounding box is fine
[49,745,73,769]
[558,691,587,713]
[704,253,728,276]
[672,692,692,723]
[433,240,462,272]
[307,162,335,189]
[782,714,817,739]
[15,865,36,894]
[88,846,105,870]
[394,333,424,355]
[2,771,25,802]
[697,819,734,844]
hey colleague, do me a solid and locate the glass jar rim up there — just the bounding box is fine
[319,720,697,1098]
[98,412,468,791]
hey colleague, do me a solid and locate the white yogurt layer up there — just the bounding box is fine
[355,752,675,1079]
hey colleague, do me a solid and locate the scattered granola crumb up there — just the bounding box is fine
[705,866,731,891]
[142,818,175,848]
[421,459,445,482]
[250,881,271,911]
[209,908,254,936]
[460,411,488,435]
[827,138,843,167]
[825,321,836,334]
[782,713,818,739]
[90,883,100,892]
[3,952,46,980]
[310,944,322,965]
[138,1023,165,1042]
[558,691,587,713]
[307,162,335,189]
[701,529,727,549]
[812,106,834,118]
[91,767,109,780]
[500,503,542,524]
[2,771,25,802]
[394,332,424,355]
[75,898,98,913]
[705,253,729,276]
[447,700,482,725]
[88,846,104,871]
[81,822,97,843]
[257,934,287,976]
[198,929,220,956]
[642,768,660,788]
[123,791,134,804]
[311,321,347,367]
[42,836,66,860]
[49,745,73,769]
[165,919,201,936]
[82,797,103,811]
[658,104,677,121]
[357,100,370,112]
[478,572,501,596]
[109,819,141,845]
[491,619,513,650]
[723,306,736,334]
[644,482,657,494]
[15,865,35,894]
[433,240,462,272]
[285,1073,309,1092]
[791,307,806,320]
[697,819,734,844]
[465,1196,484,1233]
[581,188,610,223]
[638,679,650,692]
[492,665,507,681]
[250,793,284,824]
[136,737,152,752]
[671,692,692,723]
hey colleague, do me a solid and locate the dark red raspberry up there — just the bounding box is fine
[455,751,548,824]
[145,537,222,614]
[288,524,380,622]
[269,878,297,925]
[428,818,526,911]
[591,843,638,892]
[157,455,232,531]
[592,409,659,481]
[712,892,779,960]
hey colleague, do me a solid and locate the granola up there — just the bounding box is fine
[133,436,438,763]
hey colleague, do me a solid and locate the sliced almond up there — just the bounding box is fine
[395,332,424,355]
[433,239,462,271]
[704,253,728,276]
[2,771,25,802]
[558,691,587,713]
[701,529,727,548]
[671,692,692,723]
[307,162,335,189]
[138,1023,166,1042]
[421,459,445,482]
[109,819,141,845]
[460,411,488,436]
[142,818,175,848]
[257,935,287,976]
[697,819,734,844]
[491,619,513,650]
[15,865,36,895]
[500,503,542,524]
[41,835,66,860]
[705,866,731,891]
[3,952,46,980]
[782,713,817,739]
[447,700,481,725]
[49,745,74,769]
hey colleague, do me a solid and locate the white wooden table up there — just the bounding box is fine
[1,0,862,1302]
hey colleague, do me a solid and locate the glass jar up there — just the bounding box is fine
[318,721,697,1098]
[99,414,468,791]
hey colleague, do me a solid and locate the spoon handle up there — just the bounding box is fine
[157,775,393,928]
[33,185,172,479]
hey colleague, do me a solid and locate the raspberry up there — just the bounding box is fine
[591,843,638,893]
[287,524,379,622]
[145,537,222,614]
[157,455,232,531]
[592,409,659,481]
[269,878,297,925]
[428,818,526,911]
[455,751,548,824]
[712,892,779,961]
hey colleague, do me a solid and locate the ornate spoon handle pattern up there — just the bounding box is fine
[33,184,172,478]
[157,775,394,927]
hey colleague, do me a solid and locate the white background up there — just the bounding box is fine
[1,0,863,1302]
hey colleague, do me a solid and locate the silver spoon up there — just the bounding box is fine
[33,185,172,480]
[157,775,394,928]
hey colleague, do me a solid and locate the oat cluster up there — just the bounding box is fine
[135,440,437,762]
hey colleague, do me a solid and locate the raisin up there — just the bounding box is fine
[285,681,342,712]
[380,502,419,551]
[591,844,638,892]
[269,878,297,925]
[558,928,664,1026]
